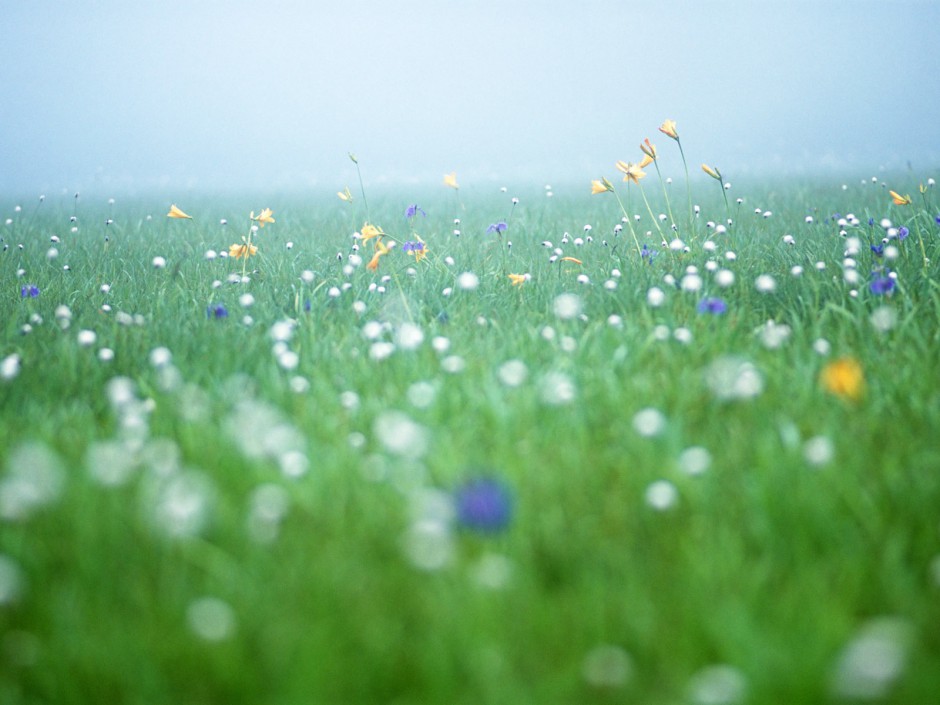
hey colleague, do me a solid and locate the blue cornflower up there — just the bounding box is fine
[897,226,909,241]
[697,297,727,315]
[486,221,508,234]
[640,244,658,264]
[934,215,940,225]
[870,275,895,295]
[20,284,40,298]
[868,217,875,226]
[401,241,425,254]
[455,477,512,533]
[871,243,884,257]
[405,204,426,219]
[207,303,228,319]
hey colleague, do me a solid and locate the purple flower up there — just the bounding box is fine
[405,204,426,219]
[697,297,727,315]
[455,477,512,532]
[640,244,658,264]
[934,215,940,225]
[401,241,425,254]
[897,226,909,241]
[207,303,228,318]
[20,284,40,298]
[870,244,884,257]
[486,221,508,234]
[870,275,895,295]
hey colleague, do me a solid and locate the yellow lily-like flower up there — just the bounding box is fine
[508,273,527,286]
[560,256,583,265]
[359,223,384,242]
[640,138,657,160]
[591,178,614,195]
[366,238,391,271]
[338,186,353,202]
[251,208,275,227]
[616,161,646,184]
[638,154,654,169]
[167,204,192,219]
[702,164,722,180]
[820,357,865,402]
[919,183,928,195]
[659,119,679,140]
[443,172,459,190]
[889,190,912,205]
[229,242,258,259]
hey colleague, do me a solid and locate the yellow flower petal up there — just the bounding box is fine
[443,172,459,189]
[508,273,527,286]
[820,357,865,401]
[560,256,583,265]
[659,119,679,140]
[360,223,384,242]
[640,138,657,160]
[889,190,912,206]
[702,164,722,180]
[590,179,608,195]
[228,243,258,259]
[167,204,192,219]
[338,187,353,202]
[252,208,275,227]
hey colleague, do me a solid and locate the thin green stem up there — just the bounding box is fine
[676,138,693,237]
[612,188,643,257]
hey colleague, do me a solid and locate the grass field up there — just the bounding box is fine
[1,160,940,704]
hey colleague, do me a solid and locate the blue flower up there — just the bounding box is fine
[455,477,512,532]
[405,204,426,219]
[935,215,940,225]
[207,303,228,318]
[640,244,658,264]
[869,275,895,295]
[871,244,884,257]
[20,285,40,298]
[401,241,425,254]
[868,217,875,226]
[697,297,727,314]
[897,226,909,241]
[486,221,508,234]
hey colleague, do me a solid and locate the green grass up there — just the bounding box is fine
[1,174,939,704]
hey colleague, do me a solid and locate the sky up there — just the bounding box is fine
[2,0,939,196]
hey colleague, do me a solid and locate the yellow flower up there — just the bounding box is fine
[616,161,646,184]
[508,273,527,286]
[820,357,865,401]
[659,119,679,140]
[638,154,654,169]
[366,238,391,271]
[443,172,459,189]
[360,223,384,242]
[889,190,912,206]
[560,256,583,265]
[229,242,258,259]
[338,187,353,202]
[167,204,192,219]
[640,138,657,160]
[251,208,275,227]
[591,178,614,195]
[702,164,722,180]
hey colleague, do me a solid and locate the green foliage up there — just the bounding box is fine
[0,178,939,704]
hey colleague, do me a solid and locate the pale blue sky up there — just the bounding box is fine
[2,0,938,195]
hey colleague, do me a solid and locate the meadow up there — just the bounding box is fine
[1,138,940,704]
